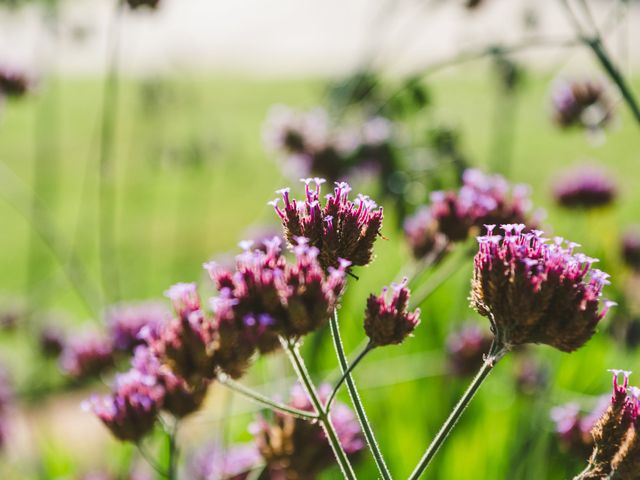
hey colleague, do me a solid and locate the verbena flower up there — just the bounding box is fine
[553,165,617,210]
[403,207,448,261]
[610,386,640,477]
[272,178,383,270]
[471,224,614,352]
[551,402,601,458]
[363,278,420,347]
[251,384,364,479]
[446,324,493,377]
[125,0,161,10]
[60,331,114,380]
[514,355,548,395]
[621,227,640,270]
[188,442,261,480]
[0,67,31,98]
[552,79,613,130]
[83,369,163,442]
[38,326,65,358]
[107,301,170,353]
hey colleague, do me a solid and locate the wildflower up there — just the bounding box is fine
[125,0,161,10]
[621,227,640,270]
[446,324,493,377]
[471,225,614,352]
[364,278,420,347]
[553,165,617,210]
[272,178,383,270]
[610,386,640,478]
[0,67,31,98]
[551,402,599,458]
[403,207,448,260]
[188,442,261,480]
[38,326,65,358]
[60,331,114,380]
[251,384,364,479]
[83,369,163,442]
[552,79,613,130]
[106,301,170,353]
[514,355,548,395]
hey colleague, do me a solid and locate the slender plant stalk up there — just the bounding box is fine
[325,341,374,410]
[329,310,393,480]
[98,1,124,303]
[281,337,357,480]
[218,374,319,420]
[408,342,507,480]
[136,441,167,478]
[167,419,179,480]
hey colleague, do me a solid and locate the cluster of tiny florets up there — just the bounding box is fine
[272,178,383,271]
[404,169,536,260]
[471,224,614,352]
[60,330,115,380]
[552,79,613,130]
[107,301,171,353]
[446,324,493,377]
[553,165,617,210]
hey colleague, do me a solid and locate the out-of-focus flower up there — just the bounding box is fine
[83,369,163,442]
[553,165,617,210]
[60,331,114,380]
[125,0,161,10]
[621,227,640,270]
[446,324,493,377]
[107,301,170,353]
[272,178,383,270]
[514,354,548,395]
[552,79,613,130]
[551,402,599,458]
[471,225,614,352]
[364,278,420,347]
[0,67,31,98]
[404,169,537,260]
[188,442,261,480]
[38,325,66,358]
[251,384,364,479]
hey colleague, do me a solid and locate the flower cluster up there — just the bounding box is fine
[188,442,261,480]
[263,105,394,183]
[363,278,420,346]
[107,301,171,353]
[38,326,66,358]
[125,0,161,10]
[621,227,640,270]
[551,401,605,458]
[446,324,493,377]
[578,370,640,478]
[404,169,536,260]
[251,384,364,479]
[60,330,115,380]
[552,79,613,130]
[471,225,614,352]
[272,178,383,271]
[553,165,617,210]
[0,67,31,98]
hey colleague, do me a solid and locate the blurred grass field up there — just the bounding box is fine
[0,68,639,479]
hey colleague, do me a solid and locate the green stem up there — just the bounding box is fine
[218,374,319,420]
[167,419,179,480]
[329,310,392,480]
[281,337,357,480]
[408,342,506,480]
[325,341,374,410]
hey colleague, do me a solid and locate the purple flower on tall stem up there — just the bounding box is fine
[60,331,114,380]
[83,369,163,442]
[471,224,614,352]
[272,178,383,270]
[363,278,420,347]
[553,165,617,210]
[107,301,171,353]
[552,79,613,130]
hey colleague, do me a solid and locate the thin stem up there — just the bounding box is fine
[136,441,167,478]
[167,418,179,480]
[281,337,357,480]
[218,374,319,420]
[329,310,392,480]
[408,342,507,480]
[325,342,374,410]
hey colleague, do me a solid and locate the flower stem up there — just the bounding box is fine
[408,342,506,480]
[218,374,319,420]
[329,310,393,480]
[281,337,357,480]
[167,418,179,480]
[325,341,374,410]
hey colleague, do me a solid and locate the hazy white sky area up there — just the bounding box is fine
[0,0,637,77]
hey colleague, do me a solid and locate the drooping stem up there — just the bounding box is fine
[408,342,507,480]
[325,341,374,410]
[329,310,393,480]
[218,374,319,420]
[281,337,357,480]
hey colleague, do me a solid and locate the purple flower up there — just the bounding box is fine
[471,225,614,352]
[403,207,448,261]
[552,79,613,130]
[363,278,420,347]
[251,384,364,478]
[126,0,161,10]
[38,326,66,358]
[551,402,596,458]
[553,165,617,209]
[188,442,261,480]
[621,227,640,270]
[106,301,171,352]
[0,67,31,98]
[83,369,163,442]
[446,324,493,377]
[272,178,383,270]
[60,331,114,380]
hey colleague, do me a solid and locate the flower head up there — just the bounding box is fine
[621,227,640,270]
[471,225,614,352]
[60,330,114,380]
[126,0,161,10]
[552,79,613,130]
[446,324,493,377]
[107,301,170,353]
[272,179,383,270]
[364,278,420,346]
[403,207,448,261]
[0,67,31,98]
[38,325,65,358]
[553,165,617,210]
[188,442,261,480]
[83,369,163,442]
